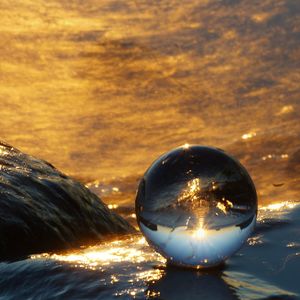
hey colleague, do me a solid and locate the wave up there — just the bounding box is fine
[0,201,299,299]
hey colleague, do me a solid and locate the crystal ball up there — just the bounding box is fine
[135,145,257,268]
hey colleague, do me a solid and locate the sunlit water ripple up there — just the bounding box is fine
[1,0,300,298]
[0,201,298,299]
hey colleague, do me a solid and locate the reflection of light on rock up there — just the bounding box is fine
[241,132,256,140]
[0,147,9,156]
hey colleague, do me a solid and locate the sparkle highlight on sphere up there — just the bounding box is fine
[194,227,206,239]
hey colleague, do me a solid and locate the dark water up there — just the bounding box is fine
[0,202,299,299]
[0,0,300,298]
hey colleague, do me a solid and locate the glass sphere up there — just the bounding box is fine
[135,145,257,268]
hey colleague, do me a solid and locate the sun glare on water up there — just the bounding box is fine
[31,236,165,269]
[30,235,166,298]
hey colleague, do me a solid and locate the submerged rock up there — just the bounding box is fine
[0,141,134,260]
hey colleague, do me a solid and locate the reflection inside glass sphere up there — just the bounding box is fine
[135,145,257,268]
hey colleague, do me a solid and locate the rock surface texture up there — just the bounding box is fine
[0,141,134,260]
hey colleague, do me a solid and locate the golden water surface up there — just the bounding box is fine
[0,0,299,204]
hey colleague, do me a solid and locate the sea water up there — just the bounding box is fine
[0,0,299,298]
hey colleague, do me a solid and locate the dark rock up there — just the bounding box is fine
[0,141,134,260]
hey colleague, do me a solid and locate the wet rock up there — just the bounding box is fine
[0,141,134,260]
